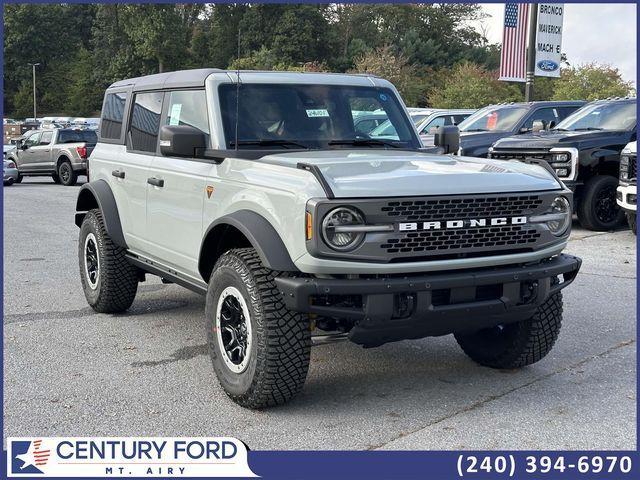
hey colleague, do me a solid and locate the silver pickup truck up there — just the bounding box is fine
[7,128,97,186]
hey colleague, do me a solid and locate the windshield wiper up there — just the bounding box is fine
[462,128,489,132]
[327,138,401,148]
[572,127,604,131]
[229,139,310,149]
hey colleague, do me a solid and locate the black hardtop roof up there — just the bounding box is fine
[107,68,378,92]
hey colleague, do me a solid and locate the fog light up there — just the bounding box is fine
[555,168,568,177]
[629,194,637,205]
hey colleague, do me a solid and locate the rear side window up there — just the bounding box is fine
[129,92,163,152]
[58,130,98,144]
[101,92,128,140]
[165,90,209,135]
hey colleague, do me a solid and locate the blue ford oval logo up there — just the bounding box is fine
[537,60,559,72]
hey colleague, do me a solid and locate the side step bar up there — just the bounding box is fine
[125,253,208,295]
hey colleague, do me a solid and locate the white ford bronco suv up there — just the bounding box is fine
[75,69,581,408]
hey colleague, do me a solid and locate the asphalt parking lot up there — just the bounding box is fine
[3,177,637,450]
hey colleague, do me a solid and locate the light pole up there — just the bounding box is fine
[27,62,40,121]
[524,5,538,102]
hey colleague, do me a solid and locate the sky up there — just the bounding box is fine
[473,3,637,85]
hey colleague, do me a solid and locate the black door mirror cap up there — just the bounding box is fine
[159,125,206,158]
[433,125,460,155]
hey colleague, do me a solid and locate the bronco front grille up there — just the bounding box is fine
[380,195,543,221]
[629,155,637,180]
[381,224,540,255]
[308,191,565,263]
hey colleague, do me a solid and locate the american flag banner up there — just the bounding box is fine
[499,3,530,82]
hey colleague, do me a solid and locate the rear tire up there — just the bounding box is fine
[627,211,637,235]
[78,209,138,313]
[206,248,310,409]
[58,160,77,186]
[4,179,14,186]
[15,173,22,183]
[455,283,563,369]
[577,175,624,231]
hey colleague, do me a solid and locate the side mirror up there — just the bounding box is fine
[433,125,460,154]
[159,125,206,157]
[532,120,547,132]
[20,142,29,150]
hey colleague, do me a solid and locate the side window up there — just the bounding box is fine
[421,116,447,134]
[129,91,163,153]
[559,106,580,120]
[165,90,209,136]
[40,131,53,145]
[452,114,469,125]
[24,132,41,147]
[522,108,558,130]
[101,92,128,140]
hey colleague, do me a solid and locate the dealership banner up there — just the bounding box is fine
[7,437,257,478]
[534,3,564,77]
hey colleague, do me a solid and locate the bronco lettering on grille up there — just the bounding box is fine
[399,216,528,231]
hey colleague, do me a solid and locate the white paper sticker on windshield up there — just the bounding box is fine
[306,109,329,118]
[169,104,182,125]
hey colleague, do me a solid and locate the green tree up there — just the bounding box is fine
[351,46,421,105]
[552,63,636,101]
[428,62,522,108]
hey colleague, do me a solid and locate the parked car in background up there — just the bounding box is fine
[370,108,472,141]
[489,98,637,231]
[3,158,19,185]
[617,141,637,234]
[4,143,16,160]
[353,112,388,134]
[456,101,585,158]
[6,128,97,186]
[416,109,476,145]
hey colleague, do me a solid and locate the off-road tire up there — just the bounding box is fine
[58,159,77,186]
[206,248,310,409]
[78,209,138,313]
[4,179,14,186]
[577,175,624,231]
[626,211,637,235]
[455,283,563,369]
[52,172,61,184]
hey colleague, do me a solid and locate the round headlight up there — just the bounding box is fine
[322,207,365,251]
[547,196,571,235]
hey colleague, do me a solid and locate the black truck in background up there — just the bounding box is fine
[489,98,637,231]
[453,100,585,158]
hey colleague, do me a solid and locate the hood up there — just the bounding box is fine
[458,131,513,154]
[492,129,634,150]
[259,150,561,198]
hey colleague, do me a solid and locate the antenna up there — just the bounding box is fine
[234,27,241,152]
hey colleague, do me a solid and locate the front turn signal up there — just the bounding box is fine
[306,212,313,240]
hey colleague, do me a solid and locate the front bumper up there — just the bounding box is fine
[276,254,581,346]
[617,184,637,212]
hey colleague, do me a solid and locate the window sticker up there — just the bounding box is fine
[379,93,388,101]
[169,103,182,125]
[306,109,330,118]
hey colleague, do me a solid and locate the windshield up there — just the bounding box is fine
[459,106,529,133]
[218,84,420,150]
[555,101,636,131]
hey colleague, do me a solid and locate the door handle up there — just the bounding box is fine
[112,170,125,179]
[147,177,164,187]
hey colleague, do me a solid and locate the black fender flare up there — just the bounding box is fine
[74,179,127,248]
[200,210,298,275]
